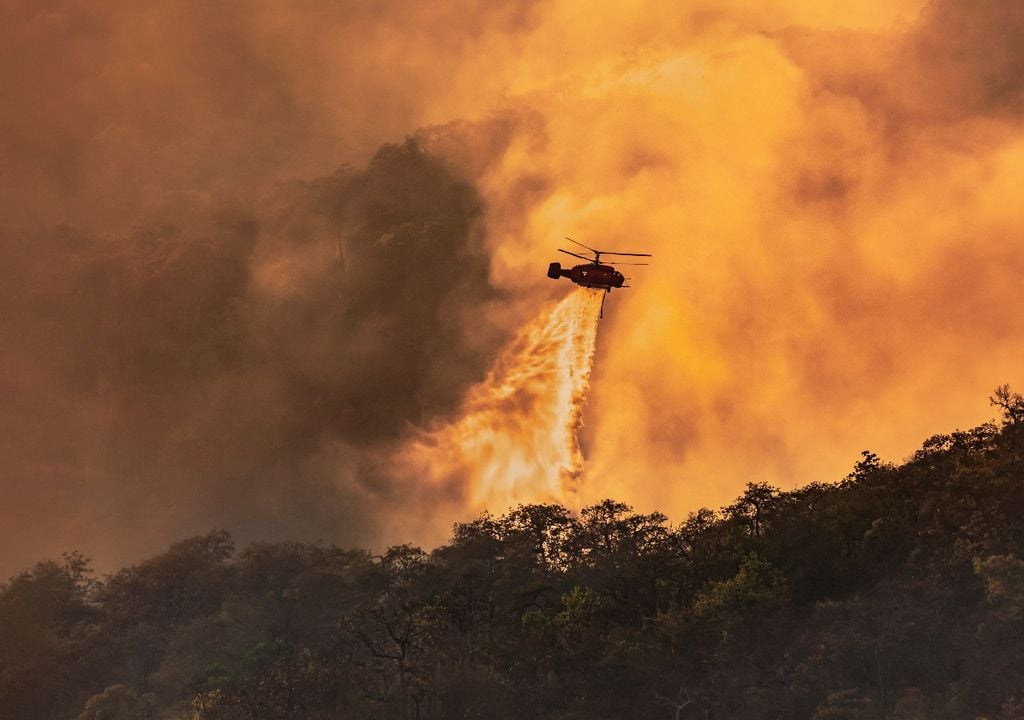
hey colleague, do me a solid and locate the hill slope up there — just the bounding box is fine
[3,390,1024,719]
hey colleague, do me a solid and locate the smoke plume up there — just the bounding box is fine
[0,138,509,576]
[454,0,1024,517]
[5,0,1024,575]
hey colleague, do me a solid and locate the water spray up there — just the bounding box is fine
[399,288,604,513]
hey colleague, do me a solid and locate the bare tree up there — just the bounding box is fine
[654,687,692,720]
[991,384,1024,425]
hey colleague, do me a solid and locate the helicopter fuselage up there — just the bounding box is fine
[547,261,624,291]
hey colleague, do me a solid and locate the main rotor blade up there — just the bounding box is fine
[596,251,653,257]
[607,260,649,266]
[558,248,593,262]
[565,236,599,254]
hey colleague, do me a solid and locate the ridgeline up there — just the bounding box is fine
[3,389,1024,720]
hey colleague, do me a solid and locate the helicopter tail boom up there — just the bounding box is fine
[547,261,570,279]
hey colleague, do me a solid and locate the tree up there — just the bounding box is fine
[98,531,236,687]
[0,553,104,720]
[991,385,1024,426]
[78,684,154,720]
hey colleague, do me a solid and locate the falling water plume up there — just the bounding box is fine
[400,287,605,515]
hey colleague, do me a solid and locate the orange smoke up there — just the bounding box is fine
[432,0,1024,522]
[398,287,603,515]
[6,0,1024,572]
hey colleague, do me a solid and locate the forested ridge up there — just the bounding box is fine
[3,389,1024,720]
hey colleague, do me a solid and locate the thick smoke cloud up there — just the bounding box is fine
[6,0,1024,574]
[0,0,536,232]
[0,0,520,576]
[0,0,533,576]
[409,0,1024,516]
[513,0,1024,513]
[1,139,507,577]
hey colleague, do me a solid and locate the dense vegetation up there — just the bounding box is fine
[3,389,1024,720]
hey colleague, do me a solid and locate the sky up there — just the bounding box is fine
[3,0,1024,577]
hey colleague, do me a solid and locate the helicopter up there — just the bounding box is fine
[547,237,651,316]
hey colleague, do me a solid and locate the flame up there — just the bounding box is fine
[400,287,604,513]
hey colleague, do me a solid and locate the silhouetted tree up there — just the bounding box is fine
[5,389,1024,719]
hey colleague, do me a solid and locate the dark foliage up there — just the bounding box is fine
[3,392,1024,719]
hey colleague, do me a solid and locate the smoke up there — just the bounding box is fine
[0,0,542,576]
[0,0,538,233]
[5,0,1024,574]
[456,0,1024,517]
[0,138,510,577]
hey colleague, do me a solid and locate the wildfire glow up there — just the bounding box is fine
[400,288,604,513]
[7,0,1024,573]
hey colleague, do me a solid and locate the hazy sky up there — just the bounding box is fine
[3,0,1024,577]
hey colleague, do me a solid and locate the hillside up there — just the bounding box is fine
[2,389,1023,720]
